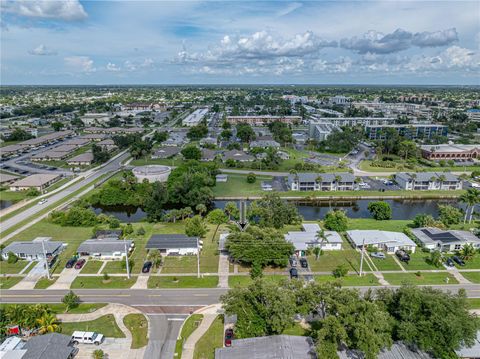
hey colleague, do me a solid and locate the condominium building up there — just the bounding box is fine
[311,116,396,127]
[394,172,462,191]
[287,172,355,191]
[182,108,209,127]
[226,115,301,126]
[365,124,447,140]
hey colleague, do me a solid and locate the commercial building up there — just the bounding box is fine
[2,238,64,261]
[77,239,133,259]
[226,115,301,126]
[182,108,209,127]
[365,124,448,140]
[395,172,462,191]
[467,109,480,121]
[346,230,417,253]
[9,174,61,192]
[287,172,355,191]
[329,95,351,105]
[285,223,342,255]
[411,228,480,252]
[146,234,199,255]
[420,144,480,160]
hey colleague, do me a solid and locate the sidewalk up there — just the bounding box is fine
[218,253,229,288]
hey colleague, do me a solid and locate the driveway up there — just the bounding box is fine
[11,260,46,289]
[73,338,133,359]
[49,267,79,289]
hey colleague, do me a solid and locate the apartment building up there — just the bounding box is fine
[394,172,462,191]
[287,172,355,191]
[365,124,448,140]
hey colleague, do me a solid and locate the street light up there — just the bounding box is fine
[41,239,51,280]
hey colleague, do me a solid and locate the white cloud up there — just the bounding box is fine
[106,62,121,72]
[123,58,155,72]
[412,28,458,47]
[64,56,95,73]
[28,44,57,56]
[405,46,479,72]
[2,0,87,21]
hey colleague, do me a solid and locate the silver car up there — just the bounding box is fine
[370,252,386,259]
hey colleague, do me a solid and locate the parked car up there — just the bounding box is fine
[445,258,455,267]
[224,328,234,347]
[395,250,410,263]
[38,199,47,205]
[289,257,297,267]
[74,259,86,269]
[299,258,308,268]
[142,261,153,273]
[65,258,77,268]
[452,256,465,266]
[289,268,298,279]
[370,252,386,259]
[71,331,104,345]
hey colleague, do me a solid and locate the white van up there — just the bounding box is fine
[71,331,104,345]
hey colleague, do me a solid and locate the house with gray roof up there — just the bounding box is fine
[0,333,76,359]
[288,172,355,191]
[285,223,342,255]
[411,227,480,252]
[222,150,255,162]
[152,146,181,159]
[9,174,61,192]
[146,234,199,255]
[249,139,280,149]
[455,331,480,358]
[2,238,64,261]
[215,335,316,359]
[346,230,417,253]
[77,239,133,259]
[201,148,218,161]
[395,172,462,190]
[338,342,432,359]
[66,152,93,166]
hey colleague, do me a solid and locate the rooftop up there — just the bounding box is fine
[146,234,199,249]
[3,240,64,256]
[346,230,416,248]
[10,174,60,187]
[77,239,133,254]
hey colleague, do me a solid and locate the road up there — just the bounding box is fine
[0,150,130,237]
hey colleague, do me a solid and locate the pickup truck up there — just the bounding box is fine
[71,331,104,345]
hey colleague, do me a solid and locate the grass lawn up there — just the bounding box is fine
[0,190,28,203]
[466,298,480,309]
[382,272,458,285]
[228,275,287,287]
[34,277,58,289]
[102,261,127,274]
[61,314,125,338]
[401,252,438,271]
[71,276,137,289]
[307,250,361,273]
[0,260,30,274]
[147,276,218,288]
[81,260,103,274]
[460,272,480,284]
[314,274,380,286]
[0,276,23,289]
[123,314,148,349]
[370,255,403,271]
[175,314,204,358]
[460,256,480,270]
[212,174,272,197]
[282,322,309,336]
[193,315,224,359]
[347,219,412,232]
[0,303,107,314]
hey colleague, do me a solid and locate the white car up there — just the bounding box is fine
[370,252,386,259]
[471,182,480,189]
[71,331,104,345]
[38,199,48,205]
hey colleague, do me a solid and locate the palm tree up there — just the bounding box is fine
[36,313,59,334]
[460,188,480,223]
[316,229,331,253]
[148,250,162,270]
[315,175,323,190]
[438,174,446,189]
[312,247,322,261]
[459,244,476,261]
[196,204,207,217]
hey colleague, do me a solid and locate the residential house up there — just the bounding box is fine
[249,138,280,149]
[0,173,19,186]
[200,137,218,146]
[96,139,118,151]
[152,146,182,159]
[79,133,109,142]
[66,152,94,166]
[95,229,123,239]
[9,174,61,192]
[31,150,71,162]
[338,342,433,359]
[395,172,462,190]
[222,150,255,163]
[346,230,417,253]
[2,238,64,261]
[0,333,76,359]
[285,223,342,255]
[201,148,217,162]
[411,227,480,252]
[287,173,355,191]
[77,239,134,259]
[456,331,480,359]
[146,234,200,255]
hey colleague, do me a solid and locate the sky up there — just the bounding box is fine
[1,0,479,85]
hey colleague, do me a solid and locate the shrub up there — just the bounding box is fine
[246,172,256,183]
[332,264,348,278]
[103,272,110,281]
[62,291,80,312]
[136,227,146,236]
[323,210,348,232]
[26,188,41,197]
[7,252,18,264]
[367,201,392,220]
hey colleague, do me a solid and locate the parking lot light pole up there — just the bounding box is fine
[41,239,51,280]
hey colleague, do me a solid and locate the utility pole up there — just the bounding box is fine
[41,239,51,280]
[124,240,130,279]
[359,238,365,277]
[197,237,200,278]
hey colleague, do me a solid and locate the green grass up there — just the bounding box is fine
[34,277,58,289]
[0,260,30,274]
[212,174,272,197]
[102,261,127,274]
[370,255,403,271]
[307,249,361,272]
[347,219,412,232]
[0,276,23,289]
[147,276,218,288]
[175,314,204,358]
[460,272,480,284]
[282,322,309,336]
[0,190,28,203]
[123,314,148,349]
[61,314,125,338]
[460,256,480,269]
[0,303,107,314]
[193,315,224,359]
[81,260,104,274]
[228,275,287,287]
[314,274,380,286]
[401,252,438,271]
[382,272,458,285]
[466,298,480,309]
[71,276,137,289]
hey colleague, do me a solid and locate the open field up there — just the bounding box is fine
[147,275,218,288]
[461,272,480,283]
[347,219,412,232]
[382,272,458,285]
[401,252,438,271]
[307,249,361,272]
[212,174,272,197]
[71,276,137,289]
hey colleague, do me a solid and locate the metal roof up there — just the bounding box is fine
[346,230,416,248]
[3,240,63,256]
[146,234,198,249]
[77,239,132,254]
[22,333,75,359]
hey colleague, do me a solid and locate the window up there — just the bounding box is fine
[454,244,461,250]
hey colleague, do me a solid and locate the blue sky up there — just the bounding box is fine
[1,0,479,85]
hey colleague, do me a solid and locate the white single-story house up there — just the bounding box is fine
[285,223,342,255]
[346,230,417,253]
[146,234,200,255]
[76,239,134,260]
[411,227,480,252]
[455,331,480,359]
[2,237,64,261]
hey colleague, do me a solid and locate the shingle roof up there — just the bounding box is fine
[10,174,60,187]
[153,146,181,158]
[3,240,63,256]
[22,333,75,359]
[288,172,355,185]
[146,234,198,249]
[77,239,132,254]
[222,150,255,162]
[338,343,433,359]
[66,152,93,163]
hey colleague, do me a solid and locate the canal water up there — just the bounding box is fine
[91,198,462,223]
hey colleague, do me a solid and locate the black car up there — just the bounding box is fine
[452,256,465,266]
[289,268,298,279]
[395,250,410,263]
[445,257,455,267]
[142,261,153,273]
[65,258,77,268]
[299,258,308,268]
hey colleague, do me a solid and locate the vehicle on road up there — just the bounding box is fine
[65,258,77,268]
[370,252,386,259]
[142,261,153,273]
[395,250,410,263]
[299,258,308,268]
[38,199,48,205]
[289,257,297,267]
[445,258,455,267]
[74,259,86,269]
[452,256,465,266]
[71,331,104,345]
[224,328,234,347]
[290,268,298,279]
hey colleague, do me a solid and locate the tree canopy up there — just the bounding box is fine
[248,193,301,229]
